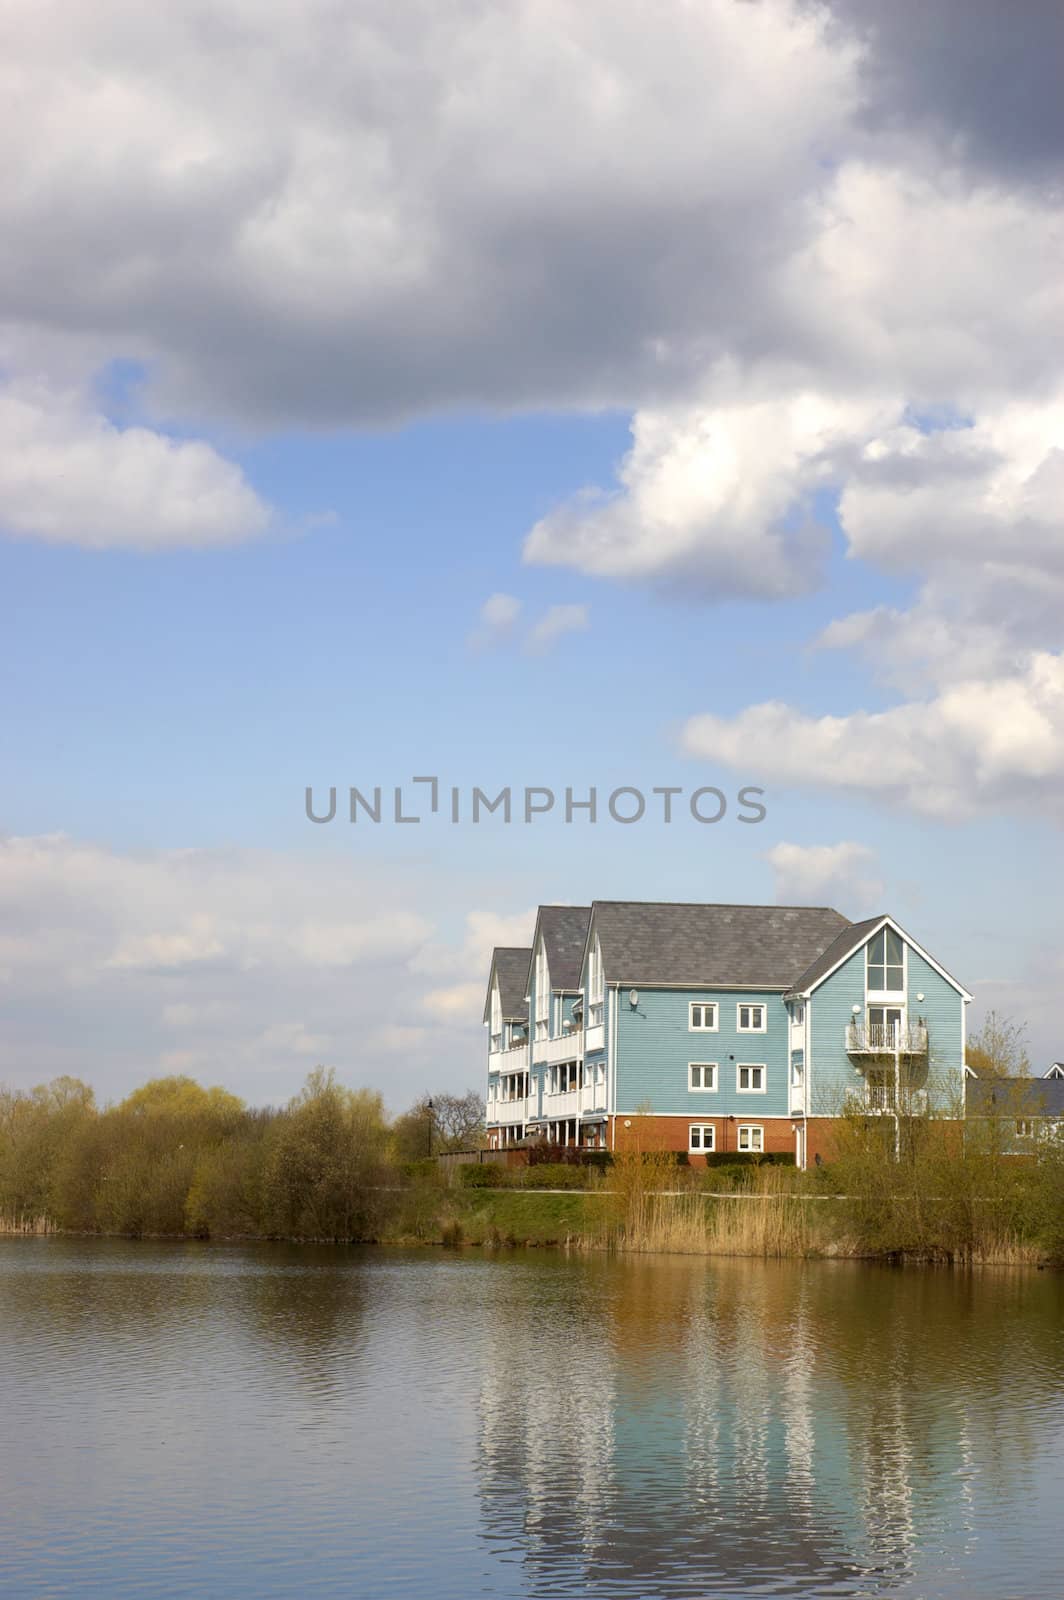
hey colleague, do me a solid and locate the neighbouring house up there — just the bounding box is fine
[484,901,972,1169]
[965,1077,1064,1151]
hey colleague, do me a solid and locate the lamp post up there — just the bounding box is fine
[425,1097,435,1159]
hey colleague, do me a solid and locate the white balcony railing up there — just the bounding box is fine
[543,1088,580,1119]
[846,1023,928,1055]
[488,1040,529,1074]
[489,1096,529,1126]
[536,1029,585,1065]
[585,1023,605,1054]
[846,1086,929,1116]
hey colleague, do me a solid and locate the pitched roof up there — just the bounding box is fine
[491,947,532,1021]
[788,915,887,995]
[967,1078,1064,1118]
[536,905,592,990]
[590,901,851,989]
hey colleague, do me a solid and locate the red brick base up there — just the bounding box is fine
[608,1114,802,1165]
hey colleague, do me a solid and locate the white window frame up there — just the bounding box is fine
[689,1123,716,1153]
[737,1003,767,1033]
[688,1062,718,1093]
[736,1063,766,1094]
[791,1001,805,1026]
[867,927,905,996]
[737,1124,764,1153]
[689,1001,719,1032]
[1016,1119,1034,1138]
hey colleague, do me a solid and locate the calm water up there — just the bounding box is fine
[1,1241,1062,1600]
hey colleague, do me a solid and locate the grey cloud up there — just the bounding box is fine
[0,0,855,427]
[826,0,1064,179]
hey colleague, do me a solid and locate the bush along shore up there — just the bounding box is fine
[3,1070,1064,1264]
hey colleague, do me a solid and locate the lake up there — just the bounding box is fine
[1,1239,1061,1599]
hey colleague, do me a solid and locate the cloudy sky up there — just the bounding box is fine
[3,0,1063,1106]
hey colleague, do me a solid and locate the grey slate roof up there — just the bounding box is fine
[492,947,532,1021]
[591,901,851,989]
[967,1078,1064,1118]
[788,915,887,995]
[537,906,592,990]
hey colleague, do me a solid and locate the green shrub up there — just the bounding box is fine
[457,1161,506,1188]
[397,1158,439,1184]
[704,1151,795,1168]
[514,1162,594,1190]
[524,1143,612,1170]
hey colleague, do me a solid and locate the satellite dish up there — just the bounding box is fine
[629,990,639,1007]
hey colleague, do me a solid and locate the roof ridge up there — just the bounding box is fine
[592,898,848,915]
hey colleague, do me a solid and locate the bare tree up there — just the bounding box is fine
[966,1010,1031,1078]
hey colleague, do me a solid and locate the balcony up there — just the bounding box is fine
[846,1023,928,1056]
[536,1028,585,1065]
[846,1085,929,1116]
[489,1095,529,1126]
[488,1040,529,1074]
[543,1087,580,1119]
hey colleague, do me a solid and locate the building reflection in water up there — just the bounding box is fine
[477,1255,1064,1598]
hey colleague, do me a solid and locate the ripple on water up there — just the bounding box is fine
[1,1242,1063,1599]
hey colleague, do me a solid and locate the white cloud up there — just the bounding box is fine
[765,841,883,915]
[525,602,590,653]
[0,381,273,549]
[468,591,522,650]
[0,833,521,1105]
[258,1021,331,1059]
[683,652,1064,820]
[839,400,1064,578]
[525,385,897,595]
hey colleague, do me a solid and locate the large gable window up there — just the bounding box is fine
[867,927,904,992]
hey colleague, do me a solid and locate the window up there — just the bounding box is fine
[689,1124,716,1153]
[549,1062,579,1095]
[1016,1119,1034,1138]
[791,1002,805,1026]
[737,1063,766,1093]
[587,937,604,1025]
[490,979,502,1051]
[866,1005,902,1047]
[689,1002,718,1031]
[867,927,904,992]
[737,1003,766,1032]
[737,1124,763,1153]
[534,938,550,1039]
[689,1062,718,1092]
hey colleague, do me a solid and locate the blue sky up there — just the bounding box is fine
[2,1,1063,1104]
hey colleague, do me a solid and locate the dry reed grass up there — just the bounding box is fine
[0,1211,55,1236]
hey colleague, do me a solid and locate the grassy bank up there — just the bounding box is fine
[3,1071,1063,1264]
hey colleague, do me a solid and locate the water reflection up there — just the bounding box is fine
[477,1257,1064,1598]
[1,1241,1062,1599]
